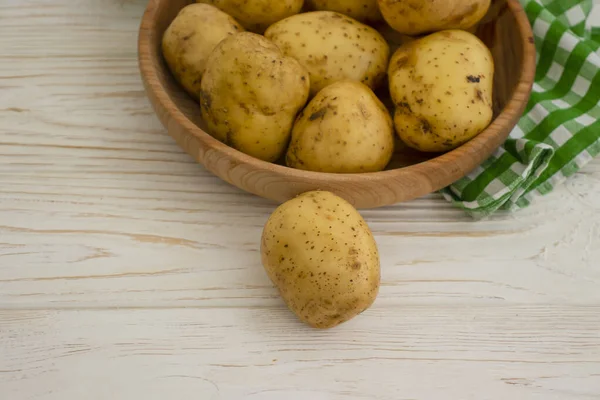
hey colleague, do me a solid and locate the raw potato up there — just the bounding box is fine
[287,81,394,173]
[261,191,380,329]
[388,30,494,152]
[196,0,303,33]
[162,3,244,99]
[200,32,310,162]
[265,11,390,95]
[377,0,491,36]
[305,0,383,23]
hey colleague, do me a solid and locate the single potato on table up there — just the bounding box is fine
[261,191,380,329]
[265,11,390,95]
[377,0,491,36]
[196,0,303,33]
[162,3,244,99]
[287,81,395,173]
[388,29,494,152]
[200,32,310,162]
[305,0,383,23]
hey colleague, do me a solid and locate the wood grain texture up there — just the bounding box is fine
[138,0,536,208]
[1,0,600,399]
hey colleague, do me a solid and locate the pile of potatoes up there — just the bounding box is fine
[163,0,495,172]
[162,0,494,328]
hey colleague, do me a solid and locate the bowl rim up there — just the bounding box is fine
[138,0,536,194]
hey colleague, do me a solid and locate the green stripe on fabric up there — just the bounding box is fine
[527,70,600,142]
[545,0,586,18]
[460,152,518,201]
[531,119,600,186]
[532,14,569,83]
[571,21,587,37]
[592,27,600,43]
[584,37,600,52]
[524,139,541,155]
[526,40,596,115]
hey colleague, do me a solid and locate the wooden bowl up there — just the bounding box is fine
[138,0,535,208]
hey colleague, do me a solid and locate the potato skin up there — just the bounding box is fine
[162,3,244,99]
[200,32,310,162]
[287,81,394,173]
[265,11,390,95]
[388,30,494,152]
[377,0,491,36]
[305,0,383,23]
[261,191,380,329]
[196,0,303,33]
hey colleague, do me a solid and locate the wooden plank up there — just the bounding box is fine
[1,307,599,399]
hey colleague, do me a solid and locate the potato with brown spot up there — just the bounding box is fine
[196,0,303,33]
[389,30,494,152]
[162,3,244,99]
[261,191,380,329]
[200,32,310,162]
[377,0,491,36]
[265,11,390,95]
[305,0,383,23]
[287,81,394,173]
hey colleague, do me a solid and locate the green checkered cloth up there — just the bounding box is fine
[442,0,600,218]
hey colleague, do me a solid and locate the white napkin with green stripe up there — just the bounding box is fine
[442,0,600,218]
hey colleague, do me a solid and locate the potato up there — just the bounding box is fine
[196,0,303,33]
[377,0,491,36]
[162,3,244,99]
[200,32,310,162]
[305,0,383,23]
[388,30,494,152]
[265,11,390,95]
[261,191,380,329]
[287,81,394,173]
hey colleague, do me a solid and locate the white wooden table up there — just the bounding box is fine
[2,1,600,399]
